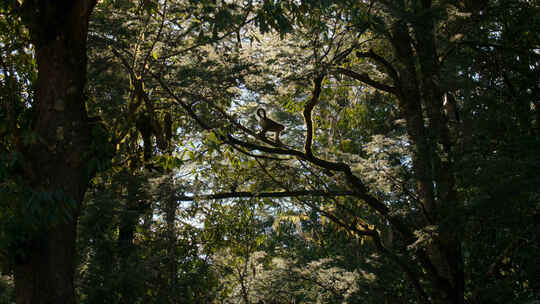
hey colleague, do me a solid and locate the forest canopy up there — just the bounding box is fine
[0,0,539,303]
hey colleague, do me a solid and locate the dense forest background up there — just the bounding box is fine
[0,0,539,303]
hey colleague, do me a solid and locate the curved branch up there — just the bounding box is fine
[355,49,400,85]
[226,135,389,212]
[331,43,358,64]
[303,74,324,157]
[334,67,397,94]
[152,70,416,245]
[226,133,420,249]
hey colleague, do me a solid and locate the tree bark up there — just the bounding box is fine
[388,11,466,304]
[12,1,98,303]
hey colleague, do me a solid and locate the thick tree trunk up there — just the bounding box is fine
[14,223,79,304]
[13,1,98,303]
[388,13,466,304]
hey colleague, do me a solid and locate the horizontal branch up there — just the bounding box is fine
[150,71,415,250]
[176,190,356,201]
[226,134,420,251]
[225,135,392,215]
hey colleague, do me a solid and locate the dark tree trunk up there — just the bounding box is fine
[117,172,147,304]
[13,1,98,303]
[388,9,466,304]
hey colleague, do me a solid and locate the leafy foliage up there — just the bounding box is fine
[1,0,539,303]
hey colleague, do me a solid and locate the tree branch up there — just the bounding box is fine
[152,70,417,261]
[225,135,394,216]
[303,74,324,157]
[334,67,397,94]
[355,49,400,85]
[176,190,356,201]
[151,72,416,250]
[331,43,358,65]
[150,71,212,130]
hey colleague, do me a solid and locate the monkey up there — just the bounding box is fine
[256,108,284,144]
